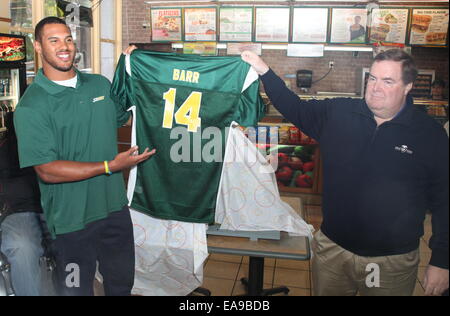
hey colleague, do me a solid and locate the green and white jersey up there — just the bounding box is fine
[111,50,264,223]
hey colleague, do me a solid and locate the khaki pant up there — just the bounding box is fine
[312,230,419,296]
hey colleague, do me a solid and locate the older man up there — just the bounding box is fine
[241,49,448,296]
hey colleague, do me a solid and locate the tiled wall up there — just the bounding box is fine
[252,50,374,95]
[122,0,449,96]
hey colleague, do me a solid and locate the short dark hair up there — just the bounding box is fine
[35,16,68,42]
[373,49,418,85]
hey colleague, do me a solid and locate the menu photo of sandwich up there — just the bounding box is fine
[0,36,26,62]
[384,13,398,24]
[370,23,391,42]
[411,15,432,33]
[426,32,447,44]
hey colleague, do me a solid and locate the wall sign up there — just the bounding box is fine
[151,8,182,42]
[255,7,290,43]
[330,8,368,44]
[184,7,217,42]
[409,8,449,46]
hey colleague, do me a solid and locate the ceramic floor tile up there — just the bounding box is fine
[423,215,432,242]
[305,204,322,211]
[310,221,322,231]
[423,224,432,233]
[272,284,311,296]
[242,257,275,267]
[93,279,105,296]
[423,214,432,225]
[413,282,425,296]
[236,264,275,285]
[419,251,432,267]
[417,266,426,285]
[201,277,235,296]
[306,212,323,220]
[231,281,273,296]
[281,196,304,217]
[419,240,431,253]
[275,258,310,271]
[204,260,241,280]
[422,234,431,244]
[208,254,243,264]
[273,268,310,289]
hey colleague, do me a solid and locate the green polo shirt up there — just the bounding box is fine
[14,68,130,238]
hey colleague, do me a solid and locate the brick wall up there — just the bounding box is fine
[122,0,151,48]
[122,1,449,96]
[411,46,449,95]
[256,47,449,96]
[257,50,374,95]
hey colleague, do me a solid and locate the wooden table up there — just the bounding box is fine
[207,232,310,296]
[206,196,310,296]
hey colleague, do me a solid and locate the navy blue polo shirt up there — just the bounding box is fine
[262,69,449,269]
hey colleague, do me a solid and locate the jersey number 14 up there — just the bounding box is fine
[162,88,202,133]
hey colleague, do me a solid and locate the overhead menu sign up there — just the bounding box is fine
[369,8,409,44]
[219,7,253,42]
[255,7,290,42]
[184,7,217,42]
[151,8,182,42]
[409,9,449,46]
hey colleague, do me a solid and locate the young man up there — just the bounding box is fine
[241,49,449,296]
[14,17,155,296]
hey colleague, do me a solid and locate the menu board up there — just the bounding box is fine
[292,8,328,43]
[330,8,368,43]
[409,9,449,46]
[369,8,409,44]
[219,7,253,42]
[151,8,182,42]
[184,8,217,41]
[255,8,290,42]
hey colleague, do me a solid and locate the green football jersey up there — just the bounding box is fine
[111,50,264,223]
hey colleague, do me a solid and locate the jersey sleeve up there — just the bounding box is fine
[13,106,58,168]
[111,54,133,127]
[236,79,266,127]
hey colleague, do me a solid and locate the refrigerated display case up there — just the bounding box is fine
[255,122,321,194]
[0,33,27,132]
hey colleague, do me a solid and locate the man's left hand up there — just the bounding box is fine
[423,265,449,296]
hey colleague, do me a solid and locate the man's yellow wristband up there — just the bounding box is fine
[104,161,112,175]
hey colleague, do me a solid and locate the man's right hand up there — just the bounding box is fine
[123,45,137,55]
[241,51,270,76]
[109,146,156,172]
